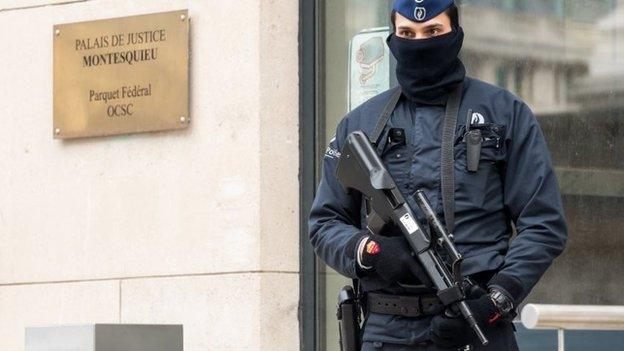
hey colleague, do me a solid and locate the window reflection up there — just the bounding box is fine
[462,0,624,304]
[320,3,391,349]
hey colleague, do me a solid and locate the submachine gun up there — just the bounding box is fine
[335,130,489,347]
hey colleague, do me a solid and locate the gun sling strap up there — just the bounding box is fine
[369,84,463,235]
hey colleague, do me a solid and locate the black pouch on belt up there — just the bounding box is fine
[337,286,361,351]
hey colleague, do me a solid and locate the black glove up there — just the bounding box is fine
[429,294,500,348]
[360,234,432,286]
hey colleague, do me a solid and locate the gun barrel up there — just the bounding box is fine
[457,300,489,346]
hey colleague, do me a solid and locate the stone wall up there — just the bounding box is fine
[0,1,300,350]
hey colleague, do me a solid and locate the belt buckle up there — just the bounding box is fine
[414,295,424,316]
[403,295,421,317]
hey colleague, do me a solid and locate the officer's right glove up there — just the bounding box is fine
[429,292,501,348]
[358,234,432,286]
[429,314,473,349]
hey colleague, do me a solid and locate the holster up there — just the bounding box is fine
[337,285,361,351]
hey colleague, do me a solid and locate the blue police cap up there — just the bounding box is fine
[393,0,454,23]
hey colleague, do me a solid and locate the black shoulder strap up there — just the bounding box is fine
[369,87,402,147]
[440,84,463,235]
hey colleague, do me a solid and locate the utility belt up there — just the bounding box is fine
[337,277,489,351]
[366,292,442,318]
[364,273,488,318]
[337,287,444,351]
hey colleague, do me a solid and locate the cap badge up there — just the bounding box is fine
[414,7,426,21]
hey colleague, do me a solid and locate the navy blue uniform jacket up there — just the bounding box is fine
[308,77,567,344]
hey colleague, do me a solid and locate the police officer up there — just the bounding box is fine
[309,0,568,350]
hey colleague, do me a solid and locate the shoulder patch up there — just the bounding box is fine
[324,134,342,159]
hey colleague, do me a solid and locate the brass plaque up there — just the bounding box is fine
[53,10,189,139]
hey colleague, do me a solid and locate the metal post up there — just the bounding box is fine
[522,304,624,351]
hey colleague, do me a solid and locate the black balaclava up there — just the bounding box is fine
[386,28,466,104]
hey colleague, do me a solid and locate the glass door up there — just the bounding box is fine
[316,1,393,349]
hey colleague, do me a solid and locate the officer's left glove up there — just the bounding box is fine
[429,293,501,349]
[358,234,432,287]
